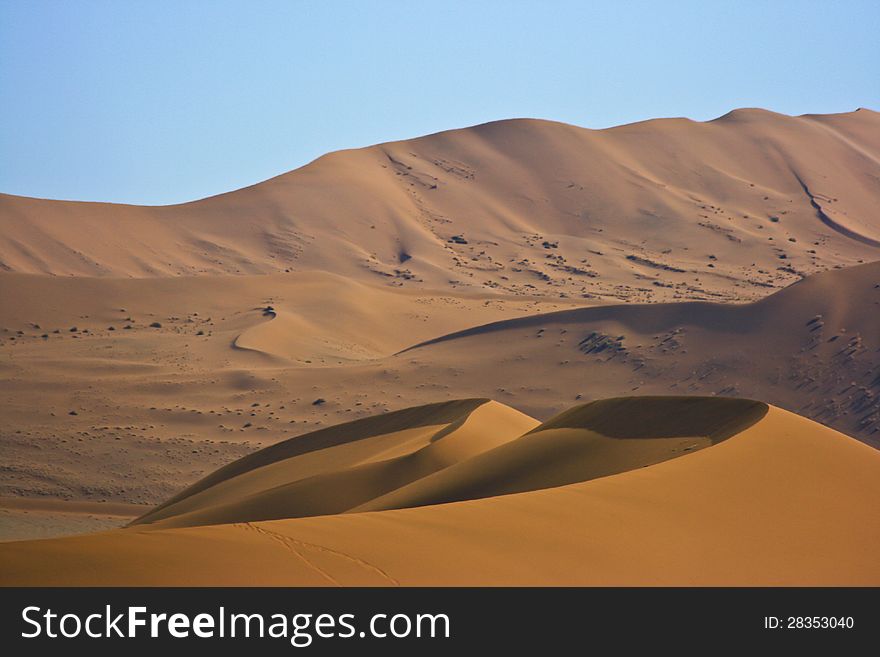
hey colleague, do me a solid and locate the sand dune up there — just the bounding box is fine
[2,109,879,304]
[0,272,569,513]
[0,270,563,363]
[132,399,537,527]
[394,261,880,445]
[1,108,878,555]
[1,257,877,527]
[2,397,877,586]
[353,397,767,513]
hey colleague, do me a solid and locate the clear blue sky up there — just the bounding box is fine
[1,0,878,205]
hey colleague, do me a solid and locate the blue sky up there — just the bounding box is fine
[1,0,878,205]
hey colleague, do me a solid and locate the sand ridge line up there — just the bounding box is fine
[3,404,879,585]
[3,110,877,301]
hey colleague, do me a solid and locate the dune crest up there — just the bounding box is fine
[1,108,878,560]
[396,261,880,446]
[2,397,878,586]
[2,110,878,306]
[353,397,768,513]
[132,400,538,528]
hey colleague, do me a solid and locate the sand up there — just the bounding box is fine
[2,399,878,586]
[0,497,145,543]
[1,259,876,521]
[2,109,878,292]
[394,260,880,446]
[0,108,878,583]
[132,399,538,527]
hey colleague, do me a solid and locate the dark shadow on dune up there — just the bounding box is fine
[131,398,489,526]
[132,396,771,528]
[352,396,770,515]
[529,396,769,443]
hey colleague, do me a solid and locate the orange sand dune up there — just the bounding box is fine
[353,397,767,513]
[1,259,878,530]
[394,261,880,445]
[0,272,569,515]
[1,398,877,586]
[2,109,879,304]
[1,109,878,544]
[133,399,537,527]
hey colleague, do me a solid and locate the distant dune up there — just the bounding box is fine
[393,261,880,445]
[2,109,879,304]
[2,397,878,586]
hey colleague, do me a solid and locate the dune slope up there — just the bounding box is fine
[353,397,767,513]
[2,108,878,537]
[395,261,880,445]
[133,399,538,528]
[2,109,879,304]
[1,398,878,586]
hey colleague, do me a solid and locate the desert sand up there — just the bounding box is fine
[2,397,878,586]
[3,108,879,289]
[0,108,878,584]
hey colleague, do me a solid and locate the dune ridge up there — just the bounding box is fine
[394,261,880,446]
[1,258,878,533]
[351,397,768,513]
[1,108,878,550]
[135,397,763,528]
[2,397,878,586]
[132,400,538,528]
[2,110,878,306]
[135,398,495,524]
